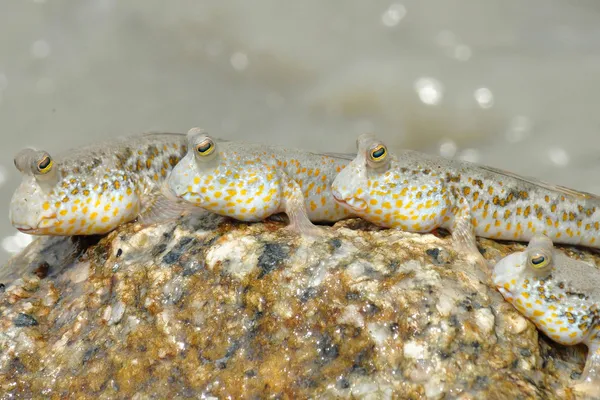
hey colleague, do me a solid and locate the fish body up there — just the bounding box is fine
[493,235,600,395]
[167,128,353,235]
[10,133,188,235]
[331,133,600,253]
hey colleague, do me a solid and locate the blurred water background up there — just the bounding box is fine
[1,0,600,264]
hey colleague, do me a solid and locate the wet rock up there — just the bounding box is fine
[0,218,596,398]
[257,242,288,278]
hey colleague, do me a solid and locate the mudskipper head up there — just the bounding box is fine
[10,147,140,236]
[492,234,554,301]
[331,133,392,215]
[168,128,285,221]
[167,128,225,207]
[10,148,63,234]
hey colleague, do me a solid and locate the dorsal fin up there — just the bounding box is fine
[319,152,357,161]
[478,165,599,200]
[138,132,230,143]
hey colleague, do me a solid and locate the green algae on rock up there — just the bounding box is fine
[0,215,595,399]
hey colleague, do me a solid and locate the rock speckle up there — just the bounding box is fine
[13,313,38,327]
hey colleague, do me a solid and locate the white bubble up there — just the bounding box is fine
[0,165,6,187]
[458,148,480,163]
[474,87,494,109]
[414,77,443,106]
[381,3,406,27]
[505,115,532,143]
[31,40,51,59]
[453,45,471,61]
[548,147,569,167]
[1,232,34,255]
[230,52,249,71]
[439,139,457,158]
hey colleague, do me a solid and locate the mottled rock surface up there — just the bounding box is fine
[0,215,597,399]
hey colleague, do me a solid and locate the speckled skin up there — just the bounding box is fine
[10,133,187,235]
[332,133,600,253]
[493,235,600,394]
[167,128,353,234]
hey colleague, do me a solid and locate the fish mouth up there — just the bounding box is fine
[332,191,367,212]
[179,191,205,205]
[15,226,48,235]
[11,214,59,235]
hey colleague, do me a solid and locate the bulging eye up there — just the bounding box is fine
[370,144,387,162]
[195,139,214,156]
[37,155,53,174]
[528,251,551,269]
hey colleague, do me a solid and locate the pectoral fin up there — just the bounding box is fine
[137,184,206,225]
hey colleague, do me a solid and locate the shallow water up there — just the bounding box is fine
[1,0,600,264]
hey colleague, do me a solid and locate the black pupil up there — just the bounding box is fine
[197,143,211,153]
[531,256,545,265]
[38,157,51,170]
[372,147,385,158]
